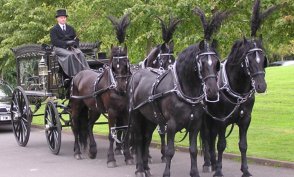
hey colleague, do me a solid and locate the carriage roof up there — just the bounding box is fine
[11,42,101,60]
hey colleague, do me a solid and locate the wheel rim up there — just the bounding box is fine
[11,87,31,146]
[45,100,61,154]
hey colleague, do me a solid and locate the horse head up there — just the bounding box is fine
[109,44,131,93]
[150,41,175,69]
[196,40,220,102]
[242,37,267,93]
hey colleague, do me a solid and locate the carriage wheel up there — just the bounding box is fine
[44,100,61,155]
[10,86,32,147]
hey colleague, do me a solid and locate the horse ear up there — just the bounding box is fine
[199,40,205,50]
[211,39,218,49]
[161,43,167,51]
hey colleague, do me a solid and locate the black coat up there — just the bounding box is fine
[50,24,79,49]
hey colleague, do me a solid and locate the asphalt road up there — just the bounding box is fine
[0,126,293,177]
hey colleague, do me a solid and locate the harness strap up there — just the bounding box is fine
[202,102,240,122]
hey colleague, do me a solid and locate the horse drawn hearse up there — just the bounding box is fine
[10,41,109,154]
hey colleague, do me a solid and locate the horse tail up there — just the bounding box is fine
[71,73,89,149]
[157,16,181,43]
[77,107,89,149]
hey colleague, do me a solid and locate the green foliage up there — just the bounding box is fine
[0,0,293,82]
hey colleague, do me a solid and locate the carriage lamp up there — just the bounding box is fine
[38,56,48,76]
[38,56,48,91]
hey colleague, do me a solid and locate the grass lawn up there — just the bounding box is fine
[31,66,294,162]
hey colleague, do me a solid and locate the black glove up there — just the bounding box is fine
[66,40,75,46]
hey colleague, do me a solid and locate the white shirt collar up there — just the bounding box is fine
[58,23,66,31]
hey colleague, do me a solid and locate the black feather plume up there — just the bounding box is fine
[193,7,208,35]
[108,13,130,44]
[251,0,280,37]
[194,7,230,41]
[158,16,181,43]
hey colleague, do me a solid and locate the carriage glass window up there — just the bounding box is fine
[0,83,12,102]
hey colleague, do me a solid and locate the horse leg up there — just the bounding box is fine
[239,119,252,177]
[87,110,100,159]
[142,120,157,176]
[70,103,83,160]
[213,129,226,177]
[209,125,218,171]
[189,128,200,177]
[107,109,117,168]
[115,140,123,155]
[122,112,134,165]
[163,120,176,177]
[201,117,212,172]
[159,132,166,162]
[134,112,146,177]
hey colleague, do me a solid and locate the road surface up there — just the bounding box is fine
[0,126,293,177]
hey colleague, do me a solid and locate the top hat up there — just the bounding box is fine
[55,9,68,18]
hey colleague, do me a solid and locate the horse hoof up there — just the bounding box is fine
[88,153,97,159]
[135,172,146,177]
[203,165,212,173]
[145,170,152,177]
[125,159,135,165]
[115,149,123,155]
[107,161,118,168]
[213,174,224,177]
[242,172,252,177]
[148,157,153,164]
[74,154,82,160]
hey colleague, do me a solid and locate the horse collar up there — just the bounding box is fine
[220,60,254,103]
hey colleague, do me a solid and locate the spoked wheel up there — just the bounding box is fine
[44,100,61,155]
[10,86,32,147]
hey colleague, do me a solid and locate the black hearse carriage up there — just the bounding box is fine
[10,42,109,154]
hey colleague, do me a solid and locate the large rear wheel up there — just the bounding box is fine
[10,86,32,147]
[44,100,61,155]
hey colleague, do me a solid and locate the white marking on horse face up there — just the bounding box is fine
[256,52,260,63]
[169,59,172,63]
[117,64,120,68]
[208,56,212,66]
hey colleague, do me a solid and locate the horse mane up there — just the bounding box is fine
[108,13,130,44]
[157,16,181,43]
[193,7,230,41]
[251,0,280,37]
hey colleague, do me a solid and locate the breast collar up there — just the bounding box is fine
[219,60,255,104]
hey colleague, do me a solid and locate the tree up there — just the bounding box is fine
[0,0,292,83]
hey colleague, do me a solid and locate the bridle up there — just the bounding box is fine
[195,50,220,102]
[110,55,132,93]
[153,51,174,69]
[242,43,267,91]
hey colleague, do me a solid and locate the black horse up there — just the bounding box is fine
[140,17,180,70]
[139,16,181,162]
[128,8,229,177]
[200,1,279,176]
[69,14,134,167]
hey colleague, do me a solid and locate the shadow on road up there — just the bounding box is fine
[0,124,13,133]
